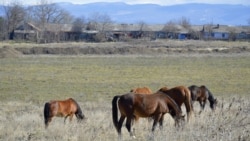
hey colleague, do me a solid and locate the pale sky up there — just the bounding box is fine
[3,0,250,6]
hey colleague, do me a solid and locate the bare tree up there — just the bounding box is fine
[3,1,25,40]
[162,20,179,39]
[0,16,6,40]
[179,16,191,29]
[87,12,112,32]
[227,27,237,41]
[72,16,86,41]
[72,17,86,32]
[28,0,73,42]
[87,12,113,42]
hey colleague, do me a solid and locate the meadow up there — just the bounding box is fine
[0,51,249,140]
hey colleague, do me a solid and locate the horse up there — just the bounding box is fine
[130,87,153,122]
[112,92,185,138]
[157,86,193,122]
[188,85,218,113]
[130,87,153,94]
[44,98,85,128]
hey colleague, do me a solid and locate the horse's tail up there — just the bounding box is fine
[44,102,51,128]
[112,95,120,131]
[185,88,194,113]
[71,98,85,121]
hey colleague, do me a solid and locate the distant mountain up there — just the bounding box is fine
[57,2,249,25]
[1,2,249,25]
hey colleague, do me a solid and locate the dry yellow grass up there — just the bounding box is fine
[0,41,249,140]
[0,97,249,141]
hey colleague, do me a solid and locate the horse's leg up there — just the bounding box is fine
[184,102,192,122]
[159,114,165,130]
[69,114,74,122]
[117,116,125,136]
[202,100,206,110]
[152,114,161,132]
[64,115,69,124]
[199,100,203,114]
[125,116,135,138]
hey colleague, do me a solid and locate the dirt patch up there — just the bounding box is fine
[1,41,250,58]
[0,46,22,58]
[15,46,250,55]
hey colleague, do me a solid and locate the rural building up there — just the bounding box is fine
[14,22,250,43]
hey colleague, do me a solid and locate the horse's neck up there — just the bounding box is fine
[167,98,182,117]
[207,89,215,103]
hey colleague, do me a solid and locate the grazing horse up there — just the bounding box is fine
[157,86,193,122]
[44,98,85,128]
[130,87,153,122]
[130,87,153,94]
[188,85,218,113]
[112,92,185,138]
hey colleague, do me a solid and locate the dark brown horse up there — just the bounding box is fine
[188,85,218,113]
[112,92,184,138]
[157,86,193,122]
[130,86,153,122]
[44,98,85,128]
[130,87,153,94]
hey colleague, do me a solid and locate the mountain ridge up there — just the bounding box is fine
[57,2,249,25]
[0,2,249,25]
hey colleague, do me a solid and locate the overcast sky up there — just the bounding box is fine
[3,0,250,6]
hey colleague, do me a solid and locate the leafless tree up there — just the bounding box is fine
[3,1,26,40]
[72,16,86,41]
[87,12,113,42]
[179,16,191,29]
[28,0,73,42]
[0,16,6,40]
[162,20,179,39]
[87,12,113,32]
[227,27,237,41]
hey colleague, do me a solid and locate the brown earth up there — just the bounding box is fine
[1,41,250,58]
[14,45,250,55]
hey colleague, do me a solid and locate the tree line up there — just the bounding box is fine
[0,0,114,42]
[1,0,249,43]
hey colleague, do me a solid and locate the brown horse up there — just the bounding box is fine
[130,87,153,94]
[157,86,193,122]
[130,87,153,122]
[188,85,218,113]
[112,92,185,138]
[44,98,85,128]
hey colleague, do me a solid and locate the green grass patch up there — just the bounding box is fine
[0,55,249,103]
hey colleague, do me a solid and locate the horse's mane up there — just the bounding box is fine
[69,98,83,115]
[202,86,215,102]
[163,94,182,117]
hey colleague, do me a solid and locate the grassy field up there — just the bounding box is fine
[0,53,249,140]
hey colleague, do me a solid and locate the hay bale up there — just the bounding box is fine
[0,46,22,58]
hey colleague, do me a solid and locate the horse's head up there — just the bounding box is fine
[174,114,185,127]
[210,98,218,110]
[158,86,169,93]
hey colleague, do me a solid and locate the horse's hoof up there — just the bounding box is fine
[132,135,136,139]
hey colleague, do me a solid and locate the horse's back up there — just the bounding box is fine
[158,86,185,102]
[50,98,78,116]
[130,87,153,94]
